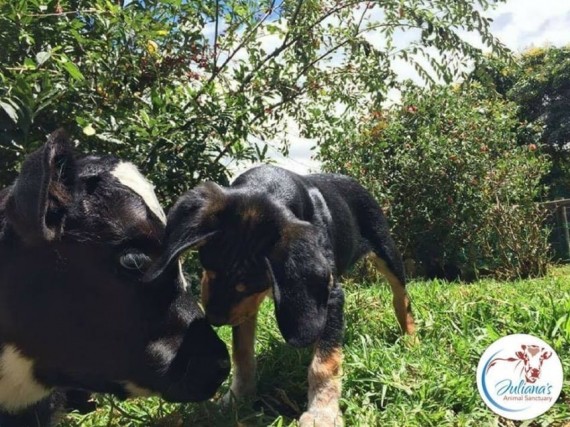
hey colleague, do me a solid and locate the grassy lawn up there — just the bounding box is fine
[62,267,570,427]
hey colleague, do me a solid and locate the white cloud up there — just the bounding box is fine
[489,0,570,51]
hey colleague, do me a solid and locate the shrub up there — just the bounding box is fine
[319,84,550,281]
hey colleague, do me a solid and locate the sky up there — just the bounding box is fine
[260,0,570,175]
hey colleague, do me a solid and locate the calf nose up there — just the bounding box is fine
[161,317,230,402]
[185,341,230,401]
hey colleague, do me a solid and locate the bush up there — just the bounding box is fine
[319,84,550,281]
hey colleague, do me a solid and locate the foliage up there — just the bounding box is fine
[61,267,570,426]
[473,46,570,199]
[319,83,550,280]
[0,0,508,205]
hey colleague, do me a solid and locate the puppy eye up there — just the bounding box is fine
[235,283,247,293]
[120,252,152,272]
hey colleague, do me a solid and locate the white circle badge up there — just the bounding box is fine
[476,334,563,420]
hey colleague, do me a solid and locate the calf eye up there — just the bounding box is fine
[120,252,152,272]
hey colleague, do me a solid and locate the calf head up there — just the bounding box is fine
[145,183,332,348]
[0,131,229,414]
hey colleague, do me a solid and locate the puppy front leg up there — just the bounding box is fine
[300,285,344,427]
[222,314,257,405]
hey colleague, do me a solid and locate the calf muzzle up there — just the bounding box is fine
[160,317,230,402]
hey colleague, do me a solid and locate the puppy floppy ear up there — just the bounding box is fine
[266,221,332,348]
[5,129,76,245]
[144,182,225,282]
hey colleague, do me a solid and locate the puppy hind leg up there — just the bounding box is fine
[299,284,344,427]
[357,201,416,336]
[370,254,416,336]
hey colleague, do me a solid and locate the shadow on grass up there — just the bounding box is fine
[172,332,407,426]
[156,340,314,427]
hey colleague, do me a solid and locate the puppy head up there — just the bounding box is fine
[145,185,332,347]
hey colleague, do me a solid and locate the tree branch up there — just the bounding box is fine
[182,0,280,112]
[236,0,304,92]
[212,0,278,75]
[291,22,413,86]
[213,0,220,69]
[198,87,308,180]
[24,8,98,17]
[237,0,370,93]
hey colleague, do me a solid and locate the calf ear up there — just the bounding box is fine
[6,129,76,244]
[266,221,332,348]
[143,182,225,282]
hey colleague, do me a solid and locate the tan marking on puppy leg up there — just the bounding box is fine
[307,347,342,407]
[300,347,343,427]
[370,255,416,336]
[228,289,269,326]
[222,314,258,405]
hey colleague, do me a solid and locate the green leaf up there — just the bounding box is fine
[63,61,85,81]
[23,58,36,70]
[0,100,19,123]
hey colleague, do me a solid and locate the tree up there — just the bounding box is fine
[1,0,508,205]
[473,46,570,199]
[319,83,550,280]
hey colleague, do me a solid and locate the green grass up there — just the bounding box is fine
[61,267,570,427]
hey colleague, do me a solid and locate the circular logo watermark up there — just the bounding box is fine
[476,334,563,420]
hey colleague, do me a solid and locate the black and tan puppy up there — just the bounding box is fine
[145,165,416,426]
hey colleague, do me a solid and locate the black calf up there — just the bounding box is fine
[0,130,229,426]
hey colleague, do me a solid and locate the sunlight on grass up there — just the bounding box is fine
[61,268,570,426]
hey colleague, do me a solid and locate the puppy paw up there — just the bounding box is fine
[219,390,236,408]
[219,385,256,409]
[299,408,343,427]
[403,332,420,348]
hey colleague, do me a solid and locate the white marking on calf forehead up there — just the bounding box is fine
[0,345,51,412]
[111,162,167,224]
